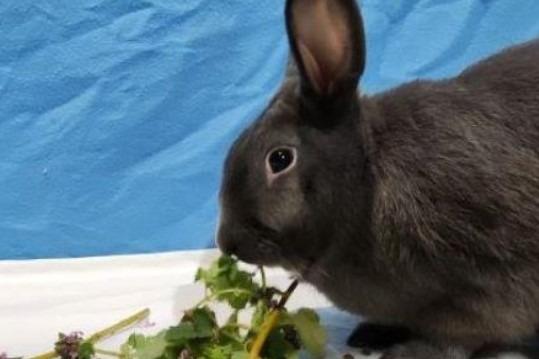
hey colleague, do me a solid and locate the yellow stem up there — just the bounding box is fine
[248,280,299,359]
[30,352,57,359]
[248,309,281,359]
[94,348,121,357]
[29,308,150,359]
[86,308,150,343]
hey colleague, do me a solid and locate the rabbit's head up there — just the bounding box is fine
[217,0,371,273]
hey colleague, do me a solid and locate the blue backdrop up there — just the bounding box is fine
[1,0,538,259]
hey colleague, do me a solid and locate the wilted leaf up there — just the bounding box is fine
[288,309,326,358]
[121,331,168,359]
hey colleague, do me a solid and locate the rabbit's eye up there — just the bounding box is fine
[268,148,295,174]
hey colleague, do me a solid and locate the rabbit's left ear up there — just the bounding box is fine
[285,0,366,97]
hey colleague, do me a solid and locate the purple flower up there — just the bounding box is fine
[0,352,8,359]
[54,332,84,359]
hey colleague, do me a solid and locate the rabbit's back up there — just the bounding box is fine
[367,41,539,275]
[370,38,539,264]
[357,38,539,342]
[459,39,539,141]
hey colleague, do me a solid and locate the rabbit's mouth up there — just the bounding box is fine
[216,216,285,267]
[287,245,340,285]
[301,259,316,277]
[226,238,283,268]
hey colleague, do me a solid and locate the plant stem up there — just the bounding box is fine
[258,266,266,291]
[248,310,281,359]
[226,323,251,330]
[30,353,56,359]
[248,280,299,359]
[94,348,121,357]
[219,330,245,345]
[87,308,150,344]
[194,288,253,308]
[277,280,298,308]
[29,308,150,359]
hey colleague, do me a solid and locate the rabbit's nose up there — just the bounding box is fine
[219,239,239,257]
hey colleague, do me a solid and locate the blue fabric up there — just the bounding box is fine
[1,0,538,259]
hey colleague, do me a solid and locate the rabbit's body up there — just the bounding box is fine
[313,39,539,343]
[217,0,539,357]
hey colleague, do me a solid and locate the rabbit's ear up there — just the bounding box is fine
[285,0,366,97]
[285,55,300,78]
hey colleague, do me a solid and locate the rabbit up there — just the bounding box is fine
[215,0,539,358]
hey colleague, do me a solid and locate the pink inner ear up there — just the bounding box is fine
[298,41,324,93]
[292,0,349,94]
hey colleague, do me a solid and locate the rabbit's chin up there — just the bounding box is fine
[239,256,282,268]
[232,248,284,268]
[278,255,319,281]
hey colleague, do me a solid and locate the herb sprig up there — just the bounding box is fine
[14,255,327,359]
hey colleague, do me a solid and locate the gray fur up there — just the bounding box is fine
[216,0,539,357]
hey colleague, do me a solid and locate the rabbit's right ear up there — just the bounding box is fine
[285,0,366,98]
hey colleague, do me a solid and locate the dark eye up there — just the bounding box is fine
[268,148,295,174]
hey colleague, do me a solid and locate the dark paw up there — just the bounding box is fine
[347,322,414,352]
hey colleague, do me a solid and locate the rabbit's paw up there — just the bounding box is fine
[347,322,414,352]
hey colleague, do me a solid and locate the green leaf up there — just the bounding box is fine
[231,351,249,359]
[121,331,168,359]
[195,255,260,310]
[202,344,234,359]
[168,307,216,345]
[288,309,327,358]
[119,341,136,359]
[261,328,297,359]
[165,323,199,343]
[284,351,300,359]
[191,307,217,338]
[217,312,244,349]
[78,342,95,359]
[218,330,244,350]
[114,257,323,359]
[251,300,269,330]
[225,311,238,327]
[195,256,235,287]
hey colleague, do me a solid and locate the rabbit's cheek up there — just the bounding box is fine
[259,182,305,232]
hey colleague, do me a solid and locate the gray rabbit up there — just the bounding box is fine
[216,0,539,358]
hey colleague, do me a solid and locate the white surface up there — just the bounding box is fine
[0,249,521,358]
[0,249,370,358]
